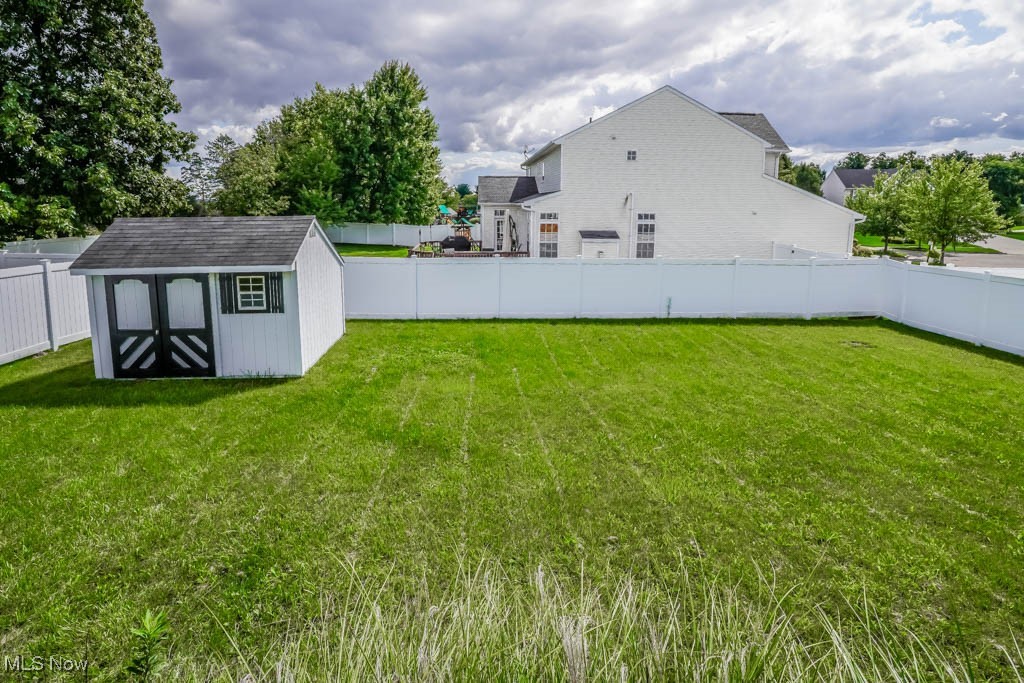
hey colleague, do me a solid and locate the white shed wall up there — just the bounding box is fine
[212,273,302,377]
[296,230,346,374]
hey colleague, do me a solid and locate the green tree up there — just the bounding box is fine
[870,153,898,169]
[836,152,870,169]
[980,154,1024,223]
[0,0,195,240]
[846,166,912,253]
[215,124,288,216]
[903,158,1005,264]
[791,163,824,195]
[894,151,928,170]
[778,154,795,184]
[455,183,472,197]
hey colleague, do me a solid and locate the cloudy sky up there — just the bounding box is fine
[149,0,1024,186]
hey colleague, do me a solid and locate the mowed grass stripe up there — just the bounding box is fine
[0,319,1022,677]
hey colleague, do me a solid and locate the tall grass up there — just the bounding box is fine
[174,556,1022,682]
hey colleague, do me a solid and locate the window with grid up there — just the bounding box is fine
[236,275,267,310]
[495,209,506,251]
[539,221,558,258]
[636,213,655,258]
[627,150,637,161]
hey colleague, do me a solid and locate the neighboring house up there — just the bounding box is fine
[821,167,898,206]
[477,86,862,259]
[71,216,345,379]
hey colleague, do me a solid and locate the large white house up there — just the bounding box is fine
[477,86,862,259]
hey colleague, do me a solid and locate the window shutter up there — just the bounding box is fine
[219,274,236,314]
[219,272,284,314]
[267,272,284,313]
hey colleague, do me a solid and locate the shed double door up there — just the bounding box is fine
[106,274,216,378]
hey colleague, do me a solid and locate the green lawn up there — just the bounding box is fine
[334,243,409,257]
[1002,227,1024,241]
[854,232,1001,254]
[1,320,1023,678]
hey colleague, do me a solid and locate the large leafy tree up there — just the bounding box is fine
[0,0,195,240]
[214,123,288,217]
[903,158,1005,264]
[846,166,912,253]
[181,134,238,215]
[836,152,870,169]
[980,154,1024,223]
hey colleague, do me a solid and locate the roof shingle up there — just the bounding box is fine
[72,216,315,271]
[477,176,539,204]
[832,167,898,188]
[717,112,790,151]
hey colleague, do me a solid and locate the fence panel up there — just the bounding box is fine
[1,236,97,254]
[325,222,481,247]
[0,258,91,365]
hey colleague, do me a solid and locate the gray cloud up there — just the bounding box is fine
[147,0,1024,185]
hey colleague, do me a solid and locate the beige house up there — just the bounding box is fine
[477,86,862,259]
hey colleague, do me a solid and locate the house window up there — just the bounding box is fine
[627,150,637,161]
[236,275,267,311]
[636,213,655,258]
[539,218,558,258]
[495,209,506,251]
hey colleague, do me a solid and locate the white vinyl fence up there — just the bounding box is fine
[1,235,97,254]
[344,256,1024,357]
[0,253,91,365]
[325,223,481,247]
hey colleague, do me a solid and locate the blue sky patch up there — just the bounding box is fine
[910,4,1006,45]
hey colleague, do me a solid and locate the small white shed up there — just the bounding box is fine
[70,216,345,379]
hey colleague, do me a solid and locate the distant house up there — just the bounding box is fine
[477,86,862,259]
[71,216,345,379]
[821,167,898,206]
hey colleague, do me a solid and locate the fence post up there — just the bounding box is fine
[365,224,370,245]
[804,257,816,320]
[576,255,584,318]
[656,256,666,318]
[40,259,59,351]
[413,256,420,320]
[391,223,397,246]
[977,270,993,346]
[730,256,741,318]
[898,260,910,323]
[495,255,502,319]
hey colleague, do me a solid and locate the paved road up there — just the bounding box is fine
[944,252,1024,268]
[973,234,1024,255]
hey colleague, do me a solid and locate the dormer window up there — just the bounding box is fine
[626,150,637,161]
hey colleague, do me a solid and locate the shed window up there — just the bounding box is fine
[237,275,267,310]
[627,150,637,161]
[220,273,285,314]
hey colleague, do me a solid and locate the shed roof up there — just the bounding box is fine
[717,113,790,151]
[72,216,316,273]
[477,176,539,204]
[832,167,898,188]
[579,230,620,239]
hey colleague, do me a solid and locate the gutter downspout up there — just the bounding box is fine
[627,191,635,259]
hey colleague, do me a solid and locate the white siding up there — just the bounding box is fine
[212,273,302,377]
[87,275,114,379]
[581,239,621,258]
[764,152,781,178]
[821,171,849,205]
[295,228,345,374]
[532,89,856,259]
[527,147,562,193]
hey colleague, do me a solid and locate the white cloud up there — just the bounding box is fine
[930,116,961,128]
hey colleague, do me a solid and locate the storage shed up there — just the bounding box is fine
[71,216,345,379]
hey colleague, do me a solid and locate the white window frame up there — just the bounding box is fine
[539,213,559,258]
[236,275,267,311]
[494,209,506,251]
[636,212,655,259]
[627,150,637,161]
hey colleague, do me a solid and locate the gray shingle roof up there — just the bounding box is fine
[833,167,898,188]
[477,176,539,204]
[579,230,620,239]
[717,113,790,151]
[72,216,315,271]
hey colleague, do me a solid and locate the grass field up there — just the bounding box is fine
[1,320,1023,679]
[334,243,408,257]
[854,232,1002,254]
[1003,227,1024,241]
